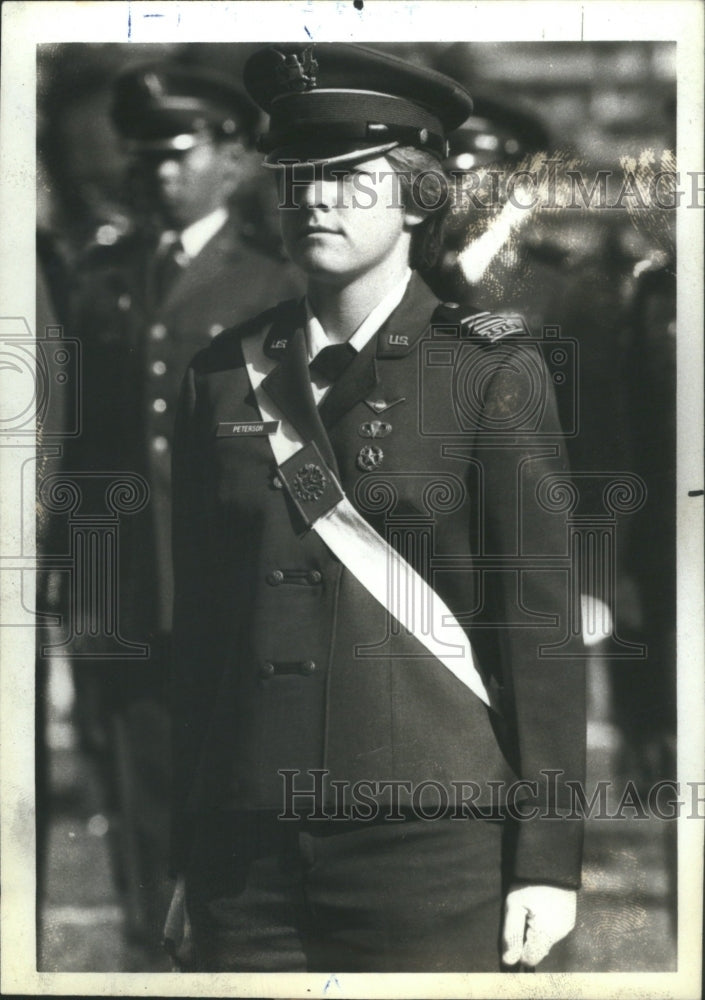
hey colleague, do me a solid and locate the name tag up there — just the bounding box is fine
[216,421,280,437]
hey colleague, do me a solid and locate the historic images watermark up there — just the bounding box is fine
[276,160,703,212]
[278,768,705,823]
[1,315,152,658]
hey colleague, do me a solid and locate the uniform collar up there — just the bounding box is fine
[178,206,228,259]
[304,268,412,363]
[317,272,438,428]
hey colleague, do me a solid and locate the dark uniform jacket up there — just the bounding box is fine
[170,273,585,887]
[69,213,303,649]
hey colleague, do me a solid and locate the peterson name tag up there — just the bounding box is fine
[216,421,280,437]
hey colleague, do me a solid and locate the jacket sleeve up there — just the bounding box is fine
[168,361,220,875]
[478,340,586,889]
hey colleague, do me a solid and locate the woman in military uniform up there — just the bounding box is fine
[166,43,585,973]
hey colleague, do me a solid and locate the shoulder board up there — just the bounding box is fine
[431,302,530,343]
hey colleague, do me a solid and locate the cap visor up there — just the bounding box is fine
[125,133,207,154]
[262,140,399,169]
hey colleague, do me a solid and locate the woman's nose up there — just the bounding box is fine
[294,172,337,210]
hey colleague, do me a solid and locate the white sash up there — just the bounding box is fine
[241,326,493,709]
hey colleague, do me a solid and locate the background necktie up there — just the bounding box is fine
[153,235,188,303]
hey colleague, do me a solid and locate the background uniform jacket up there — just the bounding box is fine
[62,212,303,941]
[170,273,586,887]
[70,213,303,646]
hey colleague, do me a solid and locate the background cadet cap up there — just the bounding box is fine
[111,61,259,153]
[444,97,551,171]
[243,43,474,167]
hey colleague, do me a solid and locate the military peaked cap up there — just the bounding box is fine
[445,97,551,171]
[243,43,473,166]
[111,61,259,152]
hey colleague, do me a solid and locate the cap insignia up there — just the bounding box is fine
[143,72,165,100]
[274,46,318,93]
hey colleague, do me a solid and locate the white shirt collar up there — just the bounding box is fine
[305,268,412,364]
[178,206,228,259]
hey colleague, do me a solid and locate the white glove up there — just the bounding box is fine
[502,883,577,968]
[162,874,193,970]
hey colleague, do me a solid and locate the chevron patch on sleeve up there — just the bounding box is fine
[460,312,530,341]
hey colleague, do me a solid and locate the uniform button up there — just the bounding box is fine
[260,661,275,678]
[307,570,322,585]
[267,570,284,586]
[151,360,167,376]
[152,435,169,454]
[150,323,167,341]
[117,293,131,311]
[272,476,284,490]
[300,660,316,676]
[96,224,120,246]
[152,398,167,413]
[209,323,224,338]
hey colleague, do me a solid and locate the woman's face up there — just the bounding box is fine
[278,156,416,286]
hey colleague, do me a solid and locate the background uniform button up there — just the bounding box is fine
[209,323,224,337]
[117,293,131,311]
[150,323,167,340]
[152,436,169,453]
[300,660,316,675]
[152,398,167,413]
[307,570,322,584]
[267,570,284,585]
[151,360,167,376]
[260,661,275,678]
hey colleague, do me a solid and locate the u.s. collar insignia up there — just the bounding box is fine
[264,327,295,357]
[274,46,318,92]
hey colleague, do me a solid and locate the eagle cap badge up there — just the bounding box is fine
[274,46,319,93]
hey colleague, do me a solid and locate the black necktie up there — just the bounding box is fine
[309,342,357,382]
[153,235,187,303]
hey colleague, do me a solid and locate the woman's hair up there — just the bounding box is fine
[385,145,454,273]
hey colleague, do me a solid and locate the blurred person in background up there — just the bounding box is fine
[613,92,676,789]
[427,75,635,489]
[430,84,649,676]
[66,59,302,948]
[426,95,551,305]
[617,258,676,784]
